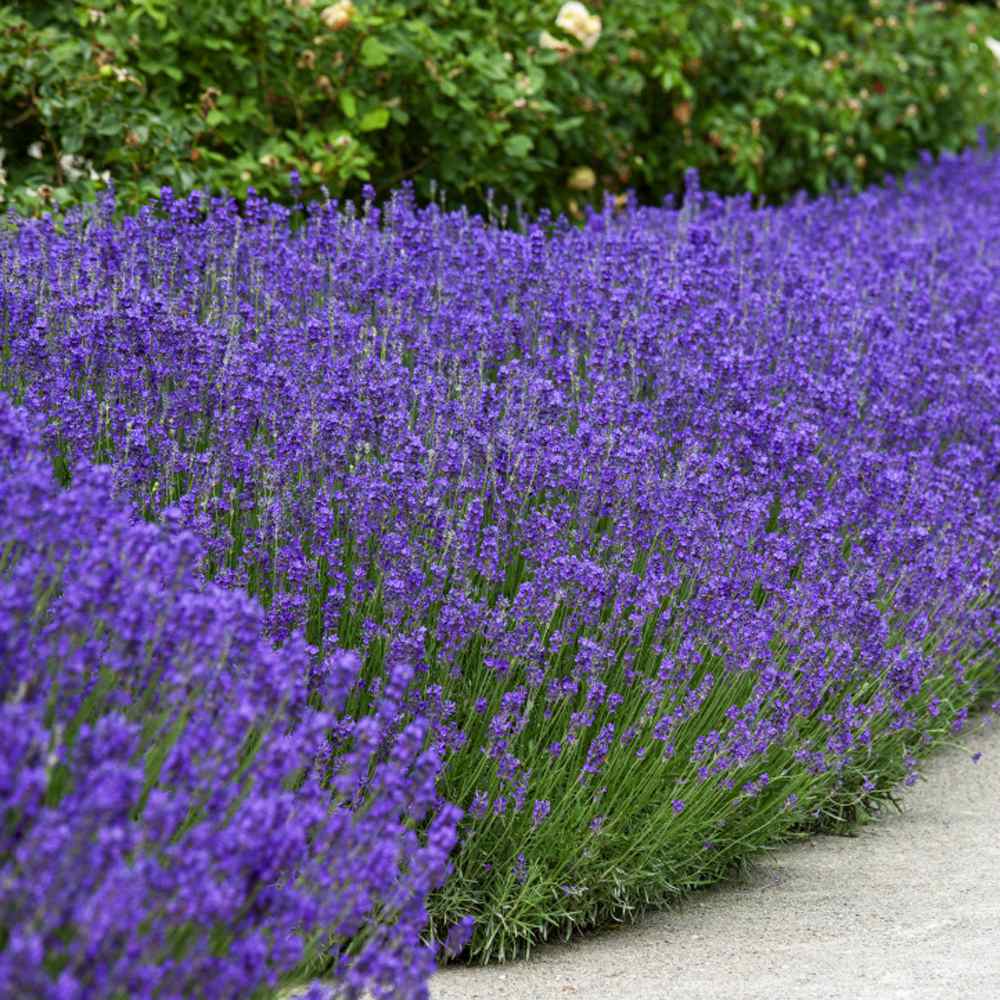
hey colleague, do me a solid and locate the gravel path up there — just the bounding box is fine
[430,715,1000,1000]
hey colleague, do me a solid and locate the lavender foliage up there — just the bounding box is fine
[1,147,998,970]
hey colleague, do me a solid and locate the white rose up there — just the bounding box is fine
[567,166,596,191]
[986,37,1000,64]
[555,1,601,51]
[321,0,356,31]
[28,141,44,160]
[59,153,85,182]
[539,29,573,56]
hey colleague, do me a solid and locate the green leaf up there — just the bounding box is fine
[48,41,82,65]
[553,115,584,135]
[504,134,533,158]
[359,107,390,131]
[339,90,357,119]
[660,68,684,91]
[360,37,389,68]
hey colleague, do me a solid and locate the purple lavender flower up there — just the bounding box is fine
[532,799,551,828]
[442,915,476,959]
[513,852,528,884]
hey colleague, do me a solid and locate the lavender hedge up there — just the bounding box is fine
[1,146,998,989]
[0,401,463,998]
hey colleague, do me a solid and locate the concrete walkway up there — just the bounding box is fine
[430,715,1000,1000]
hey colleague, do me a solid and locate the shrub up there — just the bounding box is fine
[0,399,464,999]
[2,0,1000,216]
[2,145,998,966]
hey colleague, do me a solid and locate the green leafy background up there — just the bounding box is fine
[2,0,1000,215]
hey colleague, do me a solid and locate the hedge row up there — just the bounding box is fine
[3,0,1000,215]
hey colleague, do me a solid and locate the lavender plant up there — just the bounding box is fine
[1,146,998,974]
[0,400,463,998]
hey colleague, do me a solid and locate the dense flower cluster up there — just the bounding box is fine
[1,146,998,975]
[0,401,462,998]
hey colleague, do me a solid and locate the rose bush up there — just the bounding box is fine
[1,1,999,216]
